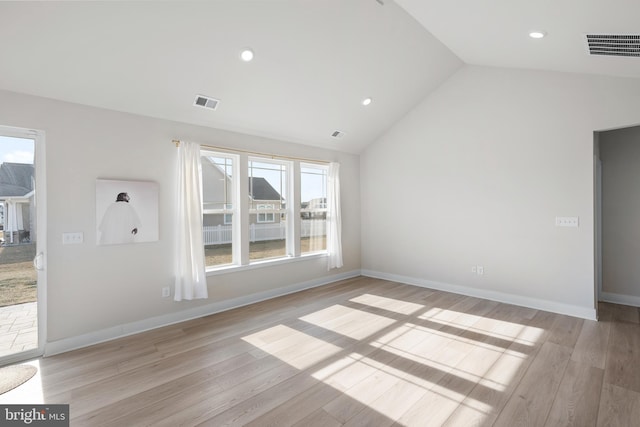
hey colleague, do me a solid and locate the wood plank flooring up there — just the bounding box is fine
[2,276,640,426]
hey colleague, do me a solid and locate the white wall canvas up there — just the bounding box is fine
[96,179,159,245]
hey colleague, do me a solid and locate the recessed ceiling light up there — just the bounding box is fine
[240,48,254,62]
[529,31,546,39]
[362,97,373,106]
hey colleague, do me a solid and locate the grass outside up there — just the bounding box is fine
[0,243,37,307]
[206,236,326,267]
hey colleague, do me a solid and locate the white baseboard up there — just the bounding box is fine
[44,269,361,357]
[600,291,640,307]
[362,269,597,321]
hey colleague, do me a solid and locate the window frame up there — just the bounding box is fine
[201,148,329,273]
[201,151,239,268]
[300,163,329,255]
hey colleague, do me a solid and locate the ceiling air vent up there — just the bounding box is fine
[585,34,640,58]
[331,130,345,138]
[193,95,219,110]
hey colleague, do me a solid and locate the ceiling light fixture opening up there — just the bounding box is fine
[362,97,373,106]
[240,48,254,62]
[529,31,546,39]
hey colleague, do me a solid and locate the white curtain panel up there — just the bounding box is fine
[327,162,343,270]
[174,141,208,301]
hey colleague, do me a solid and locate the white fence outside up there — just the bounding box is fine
[203,220,326,245]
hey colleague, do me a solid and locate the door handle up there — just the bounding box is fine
[33,252,44,271]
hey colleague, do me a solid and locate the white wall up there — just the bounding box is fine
[599,126,640,305]
[0,90,360,350]
[361,65,640,319]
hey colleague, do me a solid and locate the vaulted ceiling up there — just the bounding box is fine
[397,0,640,79]
[0,1,638,153]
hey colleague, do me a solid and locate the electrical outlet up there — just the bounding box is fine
[62,232,84,244]
[477,266,484,275]
[471,266,477,274]
[162,287,170,298]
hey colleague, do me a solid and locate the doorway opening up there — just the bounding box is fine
[594,124,640,312]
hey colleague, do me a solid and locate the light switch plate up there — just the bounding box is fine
[62,232,84,244]
[555,217,579,227]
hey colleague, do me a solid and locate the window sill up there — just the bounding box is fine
[205,252,328,276]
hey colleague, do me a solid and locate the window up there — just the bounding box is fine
[224,204,232,224]
[201,153,236,267]
[249,159,289,262]
[200,148,332,271]
[256,204,275,223]
[300,164,327,254]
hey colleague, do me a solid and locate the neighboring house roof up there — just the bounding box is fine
[250,177,281,201]
[0,163,34,198]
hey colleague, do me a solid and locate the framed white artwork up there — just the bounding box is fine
[96,179,159,245]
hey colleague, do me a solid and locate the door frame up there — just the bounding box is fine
[0,125,46,366]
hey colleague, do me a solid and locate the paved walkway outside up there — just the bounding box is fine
[0,302,37,357]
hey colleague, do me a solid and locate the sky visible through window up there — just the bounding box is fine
[0,136,34,165]
[301,166,327,204]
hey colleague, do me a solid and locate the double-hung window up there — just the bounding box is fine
[200,148,330,271]
[300,164,328,254]
[201,152,237,268]
[248,158,289,261]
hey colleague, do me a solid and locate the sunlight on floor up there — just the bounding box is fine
[242,324,343,370]
[242,293,546,425]
[299,304,397,340]
[349,293,425,315]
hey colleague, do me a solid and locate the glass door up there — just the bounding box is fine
[0,127,45,365]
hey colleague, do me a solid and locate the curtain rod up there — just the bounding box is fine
[172,139,329,165]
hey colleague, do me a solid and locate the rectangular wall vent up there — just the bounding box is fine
[585,34,640,58]
[331,130,345,138]
[193,95,219,110]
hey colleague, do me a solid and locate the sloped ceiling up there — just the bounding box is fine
[1,1,638,153]
[0,0,462,153]
[396,0,640,79]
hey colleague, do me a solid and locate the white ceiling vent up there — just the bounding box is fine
[193,95,219,110]
[331,130,345,138]
[585,34,640,58]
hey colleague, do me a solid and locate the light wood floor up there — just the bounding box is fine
[2,276,640,426]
